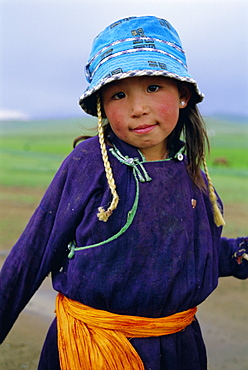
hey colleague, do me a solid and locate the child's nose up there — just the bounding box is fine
[130,96,150,117]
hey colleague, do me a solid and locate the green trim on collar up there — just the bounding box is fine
[68,146,149,258]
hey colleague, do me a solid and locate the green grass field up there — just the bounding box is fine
[0,116,247,187]
[0,117,97,188]
[0,116,247,242]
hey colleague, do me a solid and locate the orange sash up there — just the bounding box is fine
[56,293,197,369]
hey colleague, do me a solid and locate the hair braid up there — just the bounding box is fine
[96,96,119,222]
[202,157,225,227]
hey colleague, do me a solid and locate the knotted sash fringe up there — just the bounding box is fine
[56,293,197,370]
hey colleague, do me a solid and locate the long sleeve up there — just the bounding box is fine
[0,160,70,342]
[219,237,248,278]
[0,138,104,343]
[201,171,248,280]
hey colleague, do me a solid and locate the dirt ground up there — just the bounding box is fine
[0,185,247,369]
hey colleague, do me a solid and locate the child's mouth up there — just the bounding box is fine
[131,123,157,134]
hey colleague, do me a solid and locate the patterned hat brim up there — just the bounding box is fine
[79,69,204,116]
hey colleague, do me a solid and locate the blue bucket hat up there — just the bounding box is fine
[79,15,204,116]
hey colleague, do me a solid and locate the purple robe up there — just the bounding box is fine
[1,131,247,369]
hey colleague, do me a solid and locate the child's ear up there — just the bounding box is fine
[179,83,192,109]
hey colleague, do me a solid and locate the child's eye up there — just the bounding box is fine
[147,85,160,93]
[113,92,126,100]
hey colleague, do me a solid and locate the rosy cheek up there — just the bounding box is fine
[159,102,179,120]
[107,117,126,135]
[106,110,126,131]
[111,123,122,133]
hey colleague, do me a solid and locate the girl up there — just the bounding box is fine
[0,15,247,370]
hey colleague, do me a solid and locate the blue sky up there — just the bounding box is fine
[0,0,248,120]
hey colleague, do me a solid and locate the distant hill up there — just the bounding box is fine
[206,114,248,124]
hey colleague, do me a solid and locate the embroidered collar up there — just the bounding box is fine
[107,130,185,166]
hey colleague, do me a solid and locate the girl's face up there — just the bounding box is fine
[102,76,190,161]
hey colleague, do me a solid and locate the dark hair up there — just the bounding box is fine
[167,103,209,189]
[73,134,92,148]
